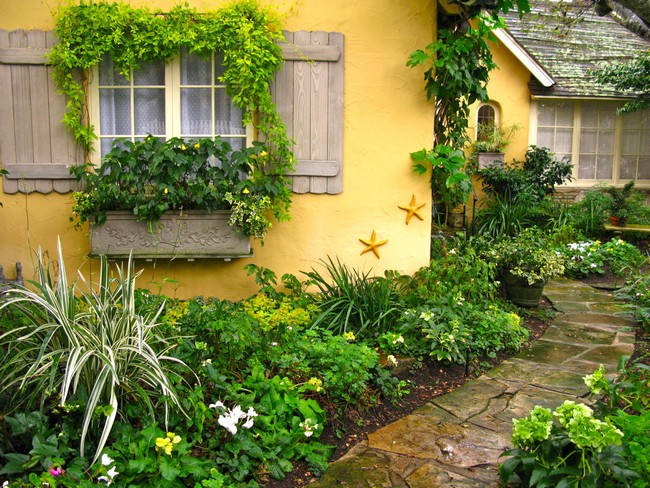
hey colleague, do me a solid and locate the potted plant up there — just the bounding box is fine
[411,144,472,227]
[472,122,519,169]
[489,228,565,307]
[603,181,637,227]
[71,136,290,259]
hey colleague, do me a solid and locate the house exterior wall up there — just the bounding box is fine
[469,37,532,166]
[0,0,436,300]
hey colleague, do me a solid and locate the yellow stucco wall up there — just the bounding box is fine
[0,0,436,300]
[469,35,532,202]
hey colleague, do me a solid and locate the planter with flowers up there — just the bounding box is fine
[71,136,290,259]
[490,228,566,307]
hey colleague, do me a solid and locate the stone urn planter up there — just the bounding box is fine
[502,269,546,308]
[90,211,252,260]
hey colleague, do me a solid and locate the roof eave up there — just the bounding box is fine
[492,27,556,88]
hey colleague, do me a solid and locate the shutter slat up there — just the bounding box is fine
[275,30,344,195]
[0,47,48,65]
[291,31,312,194]
[4,164,75,179]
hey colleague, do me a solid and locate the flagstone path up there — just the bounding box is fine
[308,278,636,487]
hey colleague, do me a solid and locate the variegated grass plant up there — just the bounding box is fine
[0,242,188,464]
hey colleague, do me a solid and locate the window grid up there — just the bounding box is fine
[93,53,246,160]
[535,99,648,185]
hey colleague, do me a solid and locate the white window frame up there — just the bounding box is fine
[530,98,650,188]
[88,53,253,164]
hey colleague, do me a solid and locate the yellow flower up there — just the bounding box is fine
[308,377,323,392]
[164,188,168,194]
[260,150,268,158]
[181,144,187,151]
[242,188,250,194]
[343,331,355,341]
[194,143,200,149]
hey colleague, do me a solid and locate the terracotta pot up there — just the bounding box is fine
[609,215,623,227]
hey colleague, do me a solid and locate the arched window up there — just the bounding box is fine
[477,104,496,126]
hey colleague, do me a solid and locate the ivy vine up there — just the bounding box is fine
[48,0,293,220]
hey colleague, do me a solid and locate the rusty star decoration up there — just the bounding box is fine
[359,230,388,259]
[398,194,425,225]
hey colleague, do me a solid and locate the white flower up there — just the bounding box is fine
[106,466,119,479]
[101,453,115,466]
[218,415,239,435]
[3,482,9,488]
[209,400,225,409]
[98,475,112,485]
[387,354,398,367]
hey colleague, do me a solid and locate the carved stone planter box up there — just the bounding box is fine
[90,211,252,260]
[477,152,505,169]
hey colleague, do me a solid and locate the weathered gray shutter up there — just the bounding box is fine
[273,31,344,194]
[0,29,83,194]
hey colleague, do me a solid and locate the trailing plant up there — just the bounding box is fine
[49,0,294,220]
[70,137,285,239]
[0,243,188,464]
[485,228,566,284]
[593,53,650,114]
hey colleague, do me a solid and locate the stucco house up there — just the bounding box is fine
[0,0,436,299]
[467,0,650,200]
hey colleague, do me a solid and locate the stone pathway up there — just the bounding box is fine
[309,278,636,487]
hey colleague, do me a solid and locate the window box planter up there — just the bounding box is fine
[90,211,252,260]
[477,152,505,169]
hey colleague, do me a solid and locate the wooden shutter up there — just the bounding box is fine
[273,31,344,194]
[0,30,83,194]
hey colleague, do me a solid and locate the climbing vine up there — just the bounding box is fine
[48,0,293,220]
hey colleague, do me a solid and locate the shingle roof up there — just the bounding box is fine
[502,0,650,98]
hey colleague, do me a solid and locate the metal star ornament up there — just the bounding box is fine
[359,230,388,259]
[398,194,425,225]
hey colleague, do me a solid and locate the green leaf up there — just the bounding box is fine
[160,457,182,481]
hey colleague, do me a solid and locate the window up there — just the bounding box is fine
[92,48,246,159]
[477,104,497,127]
[534,99,650,185]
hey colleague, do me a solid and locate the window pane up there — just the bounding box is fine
[181,88,212,135]
[537,128,554,149]
[580,128,597,152]
[537,101,555,126]
[134,89,165,135]
[134,60,165,86]
[579,155,595,179]
[214,51,226,80]
[597,130,615,154]
[215,89,245,135]
[556,102,573,126]
[556,128,573,155]
[181,48,212,85]
[619,155,636,179]
[638,155,650,179]
[222,137,246,152]
[100,89,131,135]
[596,155,613,179]
[99,56,129,86]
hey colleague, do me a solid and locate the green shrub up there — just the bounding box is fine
[303,256,401,338]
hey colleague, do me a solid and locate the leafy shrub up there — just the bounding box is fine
[559,238,645,278]
[478,146,573,202]
[501,363,650,487]
[616,266,650,329]
[399,301,528,364]
[303,256,401,338]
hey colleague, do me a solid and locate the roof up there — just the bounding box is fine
[501,0,650,98]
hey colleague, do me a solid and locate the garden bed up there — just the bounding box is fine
[262,298,555,487]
